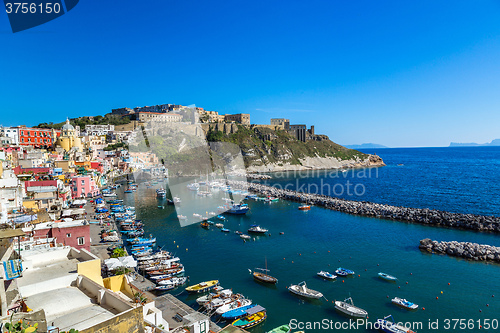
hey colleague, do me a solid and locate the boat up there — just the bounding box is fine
[317,271,337,280]
[185,280,219,294]
[334,297,368,318]
[335,267,355,276]
[155,285,175,291]
[196,287,230,306]
[177,215,187,220]
[240,234,251,240]
[391,297,418,310]
[187,183,199,191]
[124,189,133,193]
[234,231,243,235]
[217,215,226,220]
[267,325,291,333]
[221,304,257,320]
[226,203,250,215]
[298,205,311,211]
[378,272,397,282]
[201,222,210,229]
[232,307,266,329]
[251,259,278,284]
[156,188,166,198]
[376,315,417,333]
[248,225,268,234]
[288,281,323,299]
[173,197,181,204]
[157,277,188,286]
[221,228,230,233]
[215,223,224,228]
[216,298,253,316]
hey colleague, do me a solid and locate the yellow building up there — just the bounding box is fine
[54,119,84,152]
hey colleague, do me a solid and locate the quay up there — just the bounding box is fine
[229,180,500,233]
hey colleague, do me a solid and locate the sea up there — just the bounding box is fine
[119,146,500,332]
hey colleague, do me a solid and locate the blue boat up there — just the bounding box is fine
[225,203,250,215]
[376,315,417,333]
[221,304,257,320]
[335,267,355,276]
[221,228,230,233]
[217,215,226,220]
[378,272,397,282]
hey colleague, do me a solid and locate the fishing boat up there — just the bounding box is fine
[251,259,278,284]
[221,304,257,320]
[288,281,323,299]
[391,297,418,310]
[232,307,266,329]
[376,315,417,333]
[196,287,230,306]
[335,267,355,276]
[216,298,253,315]
[248,225,268,234]
[298,205,311,211]
[267,324,291,333]
[265,196,279,202]
[226,203,250,215]
[334,297,368,318]
[317,271,337,280]
[378,272,397,282]
[185,280,219,294]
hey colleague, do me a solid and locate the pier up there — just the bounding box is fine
[420,239,500,262]
[229,180,500,233]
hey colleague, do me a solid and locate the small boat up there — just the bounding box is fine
[298,205,311,211]
[216,298,253,316]
[155,285,175,291]
[177,215,187,220]
[378,272,397,282]
[173,197,181,204]
[376,315,417,333]
[232,306,266,329]
[391,297,418,310]
[201,222,210,229]
[226,203,250,215]
[217,215,226,220]
[156,188,166,198]
[185,280,219,294]
[248,225,268,234]
[221,228,230,232]
[317,271,337,280]
[240,234,251,240]
[215,223,224,228]
[195,287,230,306]
[334,297,368,318]
[221,304,257,320]
[234,231,243,235]
[335,267,355,276]
[267,324,291,333]
[251,259,278,284]
[157,277,188,286]
[288,281,323,299]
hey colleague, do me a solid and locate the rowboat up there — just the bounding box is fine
[298,205,311,211]
[232,307,266,329]
[317,271,337,280]
[288,281,323,299]
[335,267,355,276]
[376,315,417,333]
[334,297,368,318]
[185,280,219,294]
[378,272,397,282]
[391,297,418,310]
[267,324,291,333]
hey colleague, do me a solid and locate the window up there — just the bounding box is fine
[77,237,85,245]
[66,233,71,238]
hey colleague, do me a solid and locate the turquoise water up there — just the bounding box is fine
[119,147,500,332]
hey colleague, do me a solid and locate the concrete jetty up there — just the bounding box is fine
[229,180,500,233]
[419,239,500,262]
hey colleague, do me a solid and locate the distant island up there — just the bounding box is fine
[449,139,500,147]
[345,143,389,149]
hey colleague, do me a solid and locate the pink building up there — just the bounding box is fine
[71,176,100,198]
[24,220,91,251]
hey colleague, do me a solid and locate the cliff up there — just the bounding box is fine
[205,125,385,173]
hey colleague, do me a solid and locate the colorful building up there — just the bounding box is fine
[17,126,61,148]
[71,175,99,198]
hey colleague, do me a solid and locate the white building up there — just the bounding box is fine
[84,124,115,136]
[0,127,19,145]
[0,169,23,213]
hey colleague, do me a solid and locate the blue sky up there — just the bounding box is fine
[1,0,500,147]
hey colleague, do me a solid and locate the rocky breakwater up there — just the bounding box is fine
[419,239,500,262]
[229,181,500,233]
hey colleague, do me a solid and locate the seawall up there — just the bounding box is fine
[229,181,500,233]
[419,239,500,262]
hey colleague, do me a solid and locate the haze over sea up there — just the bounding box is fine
[121,146,500,332]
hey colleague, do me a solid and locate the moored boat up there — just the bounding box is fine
[378,272,397,282]
[251,260,278,284]
[335,267,355,276]
[298,205,311,210]
[317,271,337,280]
[267,324,291,333]
[376,315,417,333]
[216,298,253,315]
[226,203,250,215]
[232,307,266,329]
[185,280,219,294]
[248,225,268,234]
[288,281,323,299]
[391,297,418,310]
[334,297,368,318]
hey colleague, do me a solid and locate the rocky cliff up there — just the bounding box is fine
[205,125,385,173]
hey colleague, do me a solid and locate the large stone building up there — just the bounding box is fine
[270,118,290,129]
[224,113,250,125]
[135,112,183,123]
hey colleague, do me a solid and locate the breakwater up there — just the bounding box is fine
[229,180,500,233]
[419,238,500,262]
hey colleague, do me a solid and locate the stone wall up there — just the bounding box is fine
[419,239,500,262]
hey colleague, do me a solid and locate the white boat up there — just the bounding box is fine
[196,286,226,305]
[248,225,268,234]
[216,298,253,315]
[240,234,251,240]
[187,183,200,191]
[287,281,323,299]
[334,297,368,318]
[177,215,187,220]
[215,223,224,228]
[376,315,417,333]
[317,271,337,280]
[157,277,188,286]
[173,197,181,203]
[391,297,418,310]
